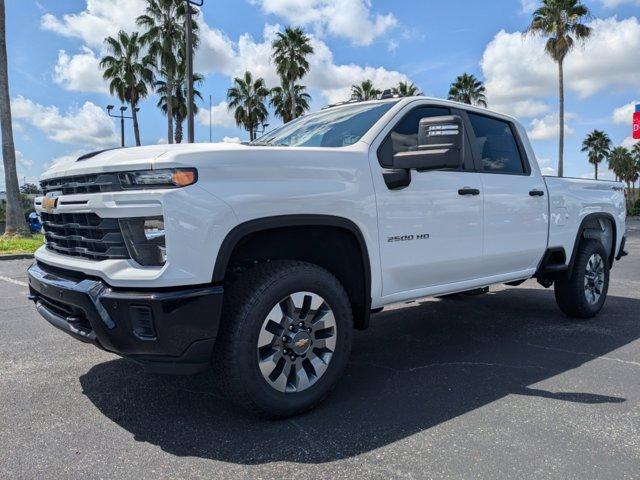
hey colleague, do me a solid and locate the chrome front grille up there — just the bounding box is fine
[40,173,122,196]
[41,212,130,261]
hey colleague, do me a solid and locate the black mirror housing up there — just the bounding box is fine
[391,115,463,171]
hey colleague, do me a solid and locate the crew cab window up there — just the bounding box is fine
[377,106,450,167]
[467,113,526,174]
[253,101,397,148]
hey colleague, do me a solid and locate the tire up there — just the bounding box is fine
[213,260,353,418]
[554,239,610,319]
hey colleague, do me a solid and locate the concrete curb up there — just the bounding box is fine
[0,254,34,261]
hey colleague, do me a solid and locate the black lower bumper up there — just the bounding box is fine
[27,262,223,374]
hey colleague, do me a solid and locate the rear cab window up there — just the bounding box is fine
[467,113,528,175]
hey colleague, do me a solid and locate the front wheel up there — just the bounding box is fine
[554,239,610,318]
[214,260,353,418]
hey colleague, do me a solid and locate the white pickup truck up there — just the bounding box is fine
[29,97,628,417]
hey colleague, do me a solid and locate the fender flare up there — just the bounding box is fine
[567,212,617,273]
[212,214,373,328]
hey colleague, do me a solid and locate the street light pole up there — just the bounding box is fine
[185,0,203,144]
[119,106,126,147]
[106,105,136,148]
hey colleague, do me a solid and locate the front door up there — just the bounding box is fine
[372,104,484,297]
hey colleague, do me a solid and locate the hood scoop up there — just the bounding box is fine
[77,148,120,162]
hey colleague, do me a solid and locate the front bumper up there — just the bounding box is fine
[27,261,223,374]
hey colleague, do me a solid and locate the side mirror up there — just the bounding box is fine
[391,115,463,171]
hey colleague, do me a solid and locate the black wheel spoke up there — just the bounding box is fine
[258,291,337,393]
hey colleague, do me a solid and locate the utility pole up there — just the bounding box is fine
[209,94,212,142]
[185,0,203,144]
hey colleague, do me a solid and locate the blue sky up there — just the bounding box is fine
[3,0,640,188]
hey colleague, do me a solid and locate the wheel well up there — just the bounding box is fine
[571,214,616,270]
[214,218,371,330]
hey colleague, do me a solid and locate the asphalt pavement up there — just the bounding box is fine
[1,220,639,479]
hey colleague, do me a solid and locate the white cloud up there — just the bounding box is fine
[16,151,34,169]
[41,0,146,48]
[536,157,556,176]
[11,96,117,147]
[612,100,638,125]
[251,0,397,46]
[221,136,242,143]
[0,151,40,189]
[519,0,537,14]
[481,17,640,117]
[54,47,107,93]
[622,136,638,148]
[599,0,640,7]
[528,114,575,141]
[195,23,236,75]
[196,101,237,128]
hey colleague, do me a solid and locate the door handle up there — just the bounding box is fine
[529,189,545,197]
[458,187,480,196]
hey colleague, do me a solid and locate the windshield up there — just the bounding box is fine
[252,101,398,148]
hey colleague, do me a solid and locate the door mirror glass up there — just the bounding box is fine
[391,115,463,171]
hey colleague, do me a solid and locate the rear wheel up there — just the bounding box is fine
[554,239,610,318]
[214,260,353,418]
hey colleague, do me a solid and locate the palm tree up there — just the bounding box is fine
[351,80,381,101]
[527,0,591,178]
[156,61,203,143]
[270,81,311,123]
[0,0,27,235]
[631,142,640,201]
[272,27,314,122]
[581,130,611,180]
[392,81,421,97]
[608,146,632,185]
[448,73,487,107]
[227,71,269,141]
[100,31,154,146]
[137,0,198,144]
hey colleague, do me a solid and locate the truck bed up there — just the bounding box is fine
[544,176,626,265]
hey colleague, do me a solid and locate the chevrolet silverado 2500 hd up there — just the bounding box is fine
[28,97,627,417]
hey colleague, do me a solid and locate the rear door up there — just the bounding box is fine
[464,112,548,277]
[371,103,484,297]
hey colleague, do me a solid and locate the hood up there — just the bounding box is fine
[40,143,250,181]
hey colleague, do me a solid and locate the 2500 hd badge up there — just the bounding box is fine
[388,234,430,242]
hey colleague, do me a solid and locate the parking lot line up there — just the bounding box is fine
[0,275,28,288]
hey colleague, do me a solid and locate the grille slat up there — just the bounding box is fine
[41,212,130,261]
[41,173,122,196]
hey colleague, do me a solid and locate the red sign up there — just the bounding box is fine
[634,110,640,140]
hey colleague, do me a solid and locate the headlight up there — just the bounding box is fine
[119,216,166,266]
[119,168,197,189]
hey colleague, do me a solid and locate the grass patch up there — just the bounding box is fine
[0,234,44,255]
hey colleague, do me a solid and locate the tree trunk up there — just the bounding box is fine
[289,78,296,122]
[166,72,174,144]
[0,0,27,236]
[557,59,564,178]
[594,162,598,180]
[175,118,183,144]
[131,99,141,146]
